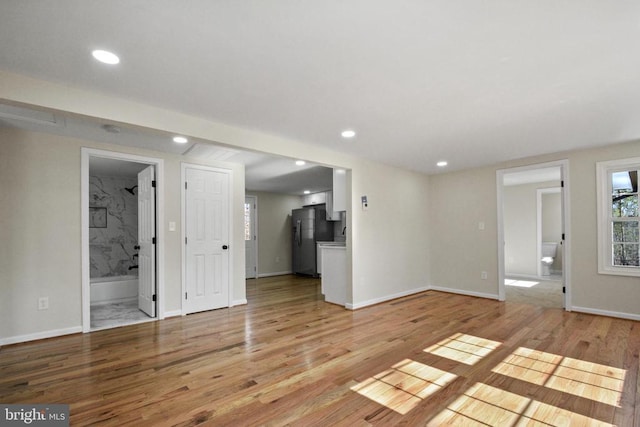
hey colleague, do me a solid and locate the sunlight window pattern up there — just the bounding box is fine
[351,359,458,415]
[428,382,614,426]
[423,333,501,365]
[492,347,626,407]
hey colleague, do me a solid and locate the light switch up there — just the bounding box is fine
[478,221,485,230]
[169,221,176,232]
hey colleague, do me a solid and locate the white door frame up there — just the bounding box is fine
[496,159,571,310]
[245,195,258,279]
[81,148,166,332]
[181,163,234,314]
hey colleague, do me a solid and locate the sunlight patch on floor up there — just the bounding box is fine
[427,382,614,426]
[351,359,458,415]
[493,347,626,407]
[423,333,501,365]
[505,279,540,288]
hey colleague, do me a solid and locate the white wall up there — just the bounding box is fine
[428,167,499,298]
[0,127,246,342]
[245,191,302,276]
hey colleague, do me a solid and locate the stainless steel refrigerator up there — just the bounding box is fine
[292,205,333,276]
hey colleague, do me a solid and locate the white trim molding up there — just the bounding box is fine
[571,306,640,322]
[596,156,640,277]
[0,326,83,346]
[496,159,572,310]
[81,148,166,333]
[428,285,499,301]
[346,286,430,310]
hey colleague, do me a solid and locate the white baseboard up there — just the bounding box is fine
[429,285,499,301]
[0,326,83,346]
[570,306,640,321]
[346,286,430,310]
[257,271,292,278]
[232,299,248,306]
[163,309,182,318]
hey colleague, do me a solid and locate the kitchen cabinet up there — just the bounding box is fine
[325,190,341,220]
[320,245,347,306]
[303,191,341,220]
[302,191,326,206]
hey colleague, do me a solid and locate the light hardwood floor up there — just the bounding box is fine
[1,275,639,426]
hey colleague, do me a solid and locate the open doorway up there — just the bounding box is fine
[497,160,571,309]
[81,148,165,332]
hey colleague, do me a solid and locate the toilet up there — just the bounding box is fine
[541,242,558,276]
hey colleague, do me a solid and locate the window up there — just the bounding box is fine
[597,158,640,276]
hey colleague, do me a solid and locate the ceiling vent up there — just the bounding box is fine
[0,103,61,127]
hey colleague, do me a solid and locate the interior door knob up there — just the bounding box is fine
[222,245,229,250]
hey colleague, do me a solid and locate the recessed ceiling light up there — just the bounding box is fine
[92,49,120,65]
[437,161,448,167]
[173,136,188,144]
[295,160,306,166]
[303,190,310,194]
[341,130,356,139]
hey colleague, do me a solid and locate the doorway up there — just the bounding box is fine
[81,148,166,332]
[497,160,571,309]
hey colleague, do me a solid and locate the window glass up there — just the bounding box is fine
[592,159,640,275]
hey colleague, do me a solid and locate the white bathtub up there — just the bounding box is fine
[90,275,138,304]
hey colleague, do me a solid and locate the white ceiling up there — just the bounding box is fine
[1,2,640,175]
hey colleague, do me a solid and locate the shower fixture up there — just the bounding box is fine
[124,185,138,195]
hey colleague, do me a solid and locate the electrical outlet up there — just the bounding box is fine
[478,221,485,230]
[275,256,280,263]
[481,271,488,280]
[38,297,49,310]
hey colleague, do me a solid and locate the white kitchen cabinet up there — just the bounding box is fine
[320,245,347,306]
[325,190,341,220]
[302,191,326,206]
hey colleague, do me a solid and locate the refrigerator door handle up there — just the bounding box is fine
[295,219,302,246]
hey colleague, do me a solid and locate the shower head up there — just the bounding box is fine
[124,185,138,195]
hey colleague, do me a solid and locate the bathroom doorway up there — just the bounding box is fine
[497,160,571,309]
[81,148,165,332]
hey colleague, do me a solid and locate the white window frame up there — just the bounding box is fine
[596,157,640,276]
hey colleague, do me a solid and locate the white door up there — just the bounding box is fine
[138,166,156,317]
[185,167,230,314]
[245,196,257,278]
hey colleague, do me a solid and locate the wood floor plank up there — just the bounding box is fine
[1,275,639,426]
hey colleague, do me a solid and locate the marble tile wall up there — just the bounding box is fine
[89,175,139,278]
